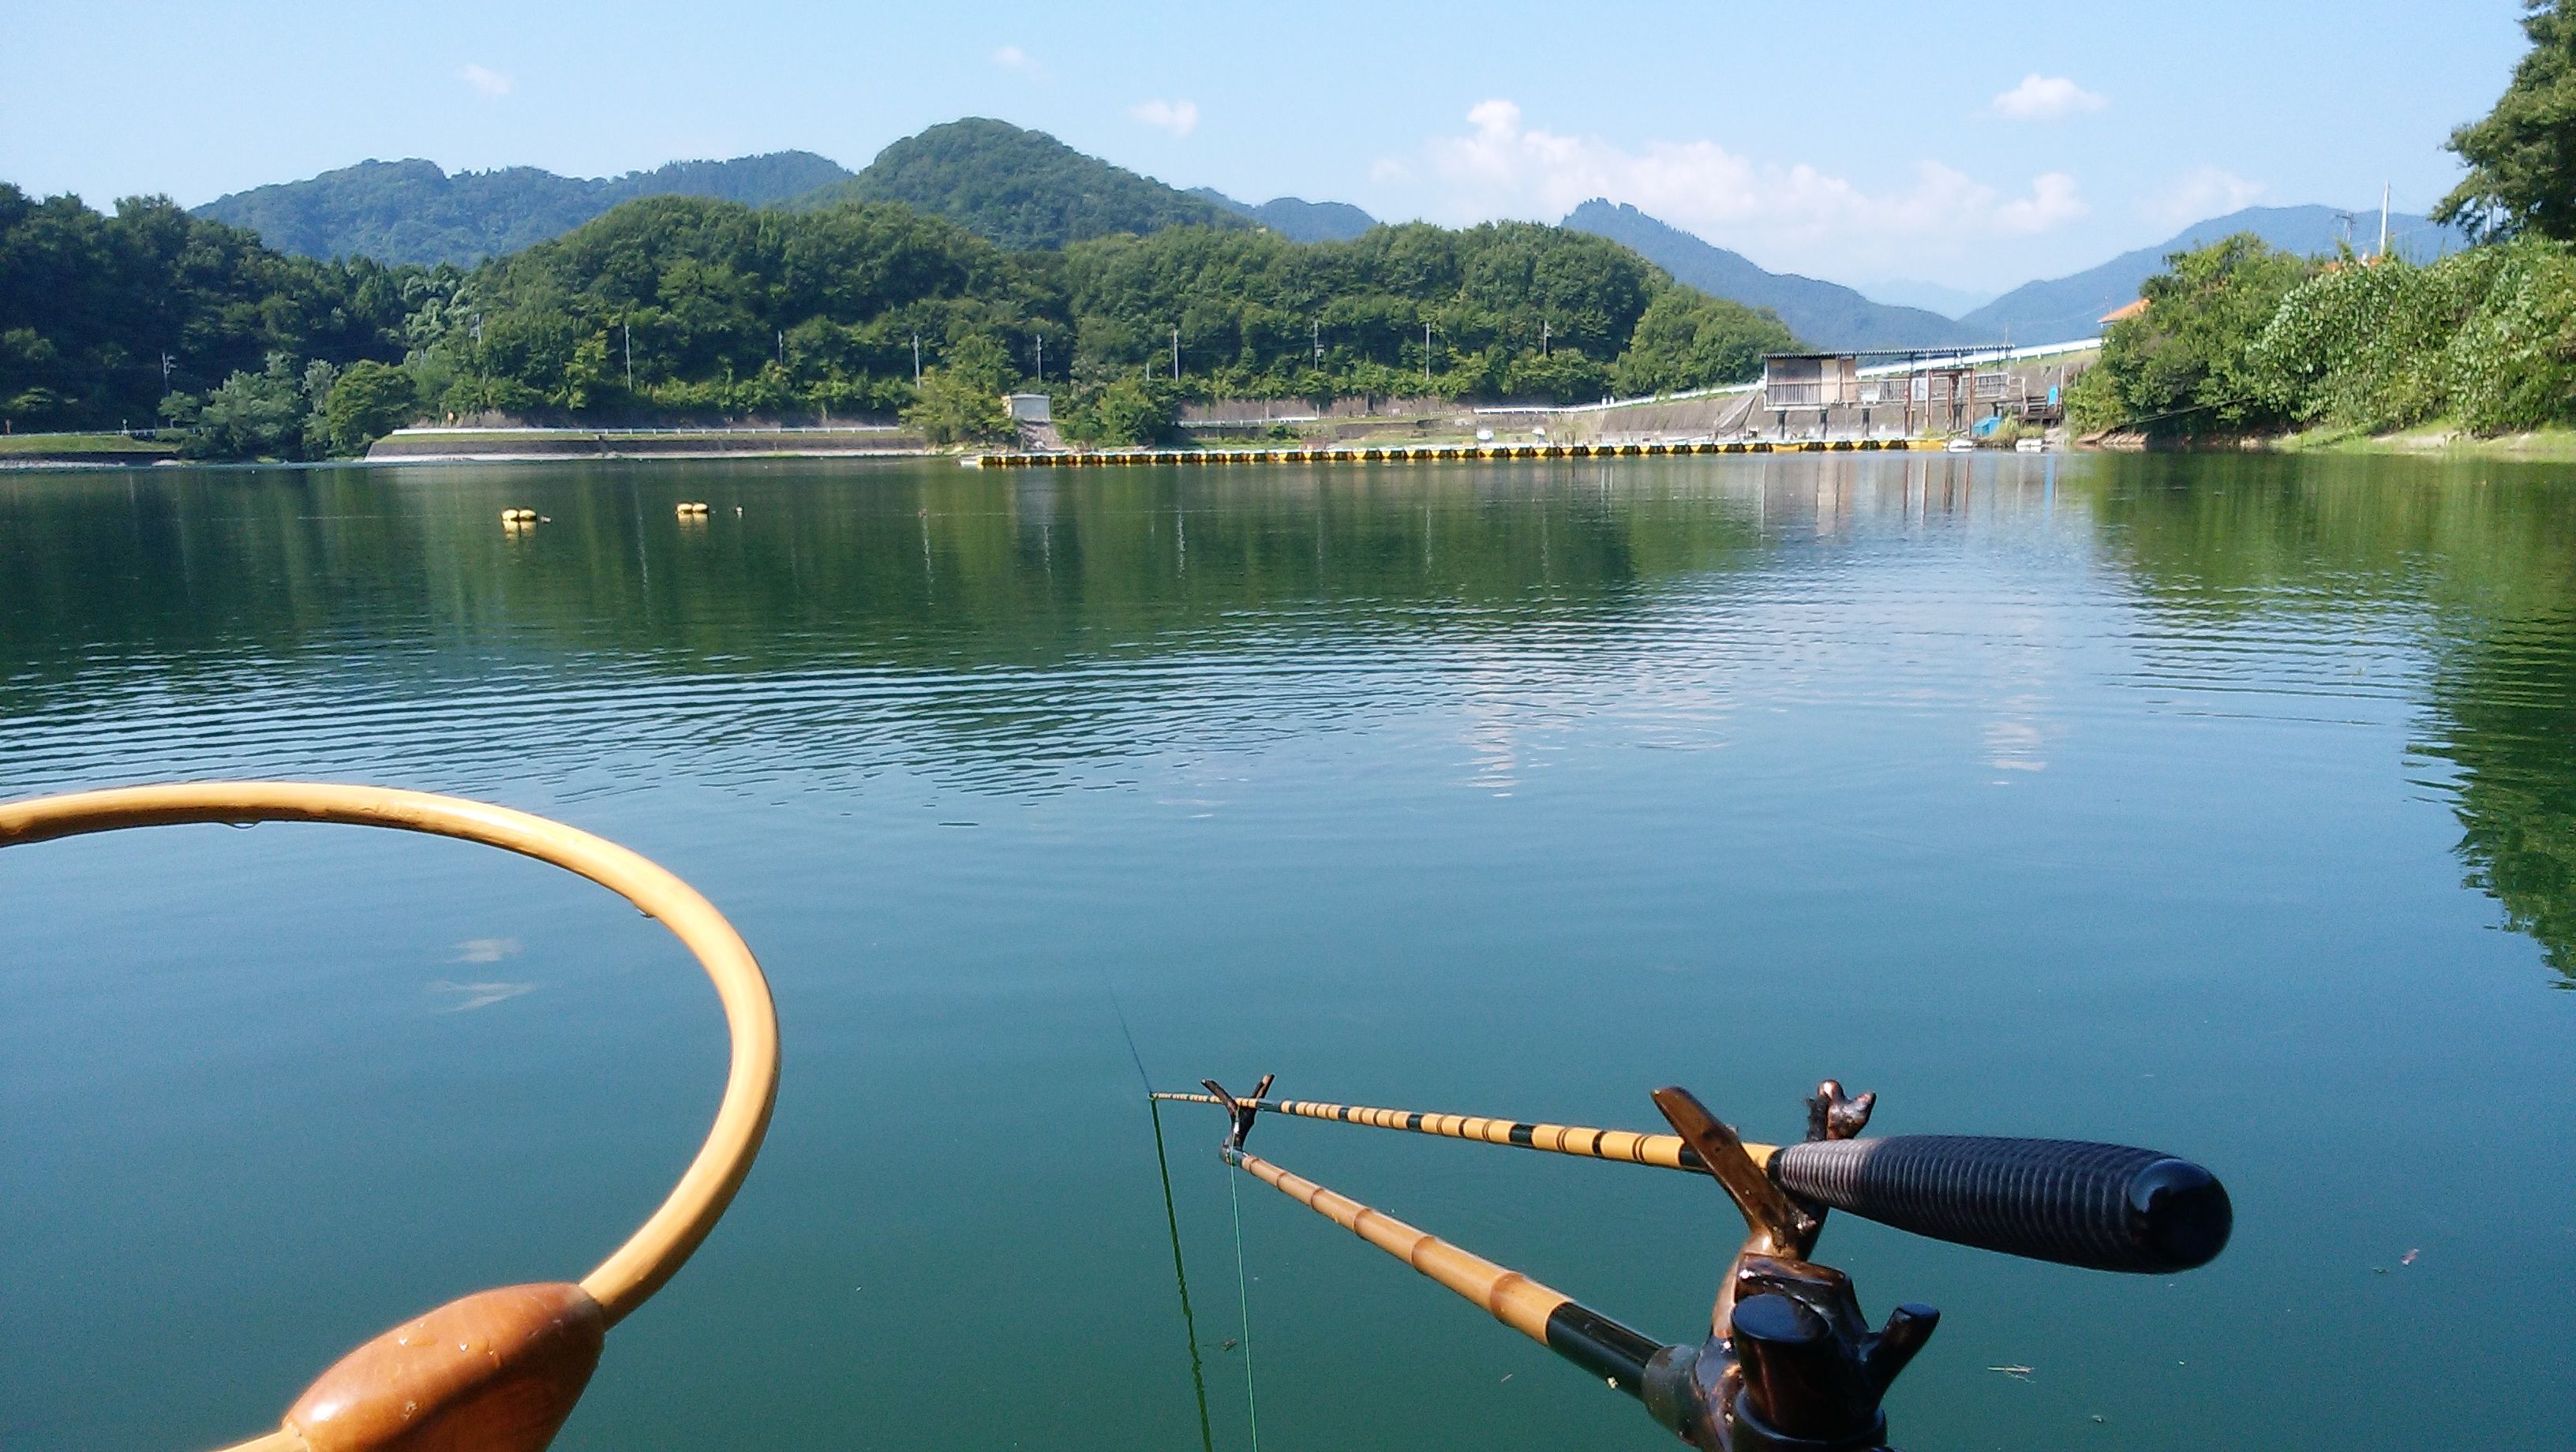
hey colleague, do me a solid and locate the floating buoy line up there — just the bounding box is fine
[971,439,1939,468]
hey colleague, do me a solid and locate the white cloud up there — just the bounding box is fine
[1990,74,2107,122]
[1996,172,2086,233]
[456,62,512,99]
[1129,98,1200,137]
[990,45,1041,74]
[2149,166,2267,226]
[1410,99,2086,273]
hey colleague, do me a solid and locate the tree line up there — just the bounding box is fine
[2,183,1795,458]
[2073,0,2576,441]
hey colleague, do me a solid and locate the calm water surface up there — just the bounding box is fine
[2,454,2570,1450]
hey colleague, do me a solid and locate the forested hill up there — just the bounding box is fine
[1190,189,1378,243]
[192,152,852,265]
[1563,200,1990,350]
[445,199,1795,421]
[0,183,415,433]
[804,118,1248,249]
[3,180,1799,451]
[1960,204,2475,346]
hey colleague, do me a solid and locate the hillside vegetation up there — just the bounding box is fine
[6,179,1797,456]
[2072,6,2576,443]
[808,118,1247,250]
[1192,189,1378,243]
[0,184,415,435]
[437,196,1795,439]
[2067,232,2576,440]
[193,152,852,265]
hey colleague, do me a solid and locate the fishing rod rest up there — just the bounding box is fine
[1187,1075,2227,1452]
[1641,1081,1934,1452]
[1202,1074,1274,1151]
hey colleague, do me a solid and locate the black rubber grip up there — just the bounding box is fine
[1769,1136,2231,1273]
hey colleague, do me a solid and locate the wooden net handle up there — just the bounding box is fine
[0,781,781,1448]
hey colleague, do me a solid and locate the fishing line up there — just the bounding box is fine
[1226,1163,1263,1452]
[1109,976,1217,1452]
[1153,1097,1219,1452]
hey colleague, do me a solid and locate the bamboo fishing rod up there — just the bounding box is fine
[1151,1089,1763,1174]
[1224,1145,1669,1398]
[1157,1084,2232,1274]
[1177,1075,2232,1452]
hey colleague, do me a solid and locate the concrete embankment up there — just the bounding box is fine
[368,426,930,462]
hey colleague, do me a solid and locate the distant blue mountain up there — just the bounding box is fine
[1192,188,1377,243]
[194,152,854,265]
[1960,204,2474,345]
[1561,200,1990,350]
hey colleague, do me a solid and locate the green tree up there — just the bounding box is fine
[904,334,1014,444]
[167,352,313,459]
[1499,347,1610,404]
[2436,1,2576,241]
[0,185,412,432]
[2440,237,2576,431]
[1612,290,1795,395]
[2076,235,2312,437]
[318,359,420,455]
[1081,376,1178,444]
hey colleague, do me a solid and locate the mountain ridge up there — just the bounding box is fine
[802,118,1247,249]
[1560,200,1990,350]
[1189,188,1377,243]
[193,152,852,265]
[1960,204,2475,344]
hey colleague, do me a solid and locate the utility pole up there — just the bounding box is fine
[1171,326,1180,381]
[912,333,923,386]
[778,329,786,367]
[1541,318,1549,357]
[623,322,633,391]
[1312,318,1321,366]
[2379,182,2391,260]
[160,351,174,394]
[1423,320,1432,386]
[1035,334,1043,381]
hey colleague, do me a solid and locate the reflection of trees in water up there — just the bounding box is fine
[0,460,1787,789]
[2430,616,2576,986]
[2087,454,2576,986]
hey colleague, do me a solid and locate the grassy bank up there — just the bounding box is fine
[2270,420,2576,461]
[0,432,178,455]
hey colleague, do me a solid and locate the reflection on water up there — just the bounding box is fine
[2090,455,2576,984]
[2,453,2570,1452]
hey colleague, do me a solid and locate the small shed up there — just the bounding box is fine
[1762,354,1860,410]
[1004,392,1054,424]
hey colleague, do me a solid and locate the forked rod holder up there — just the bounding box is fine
[1188,1076,2230,1452]
[1641,1082,1932,1452]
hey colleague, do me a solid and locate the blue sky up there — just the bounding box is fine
[0,1,2529,294]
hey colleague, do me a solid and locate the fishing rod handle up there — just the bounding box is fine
[1769,1136,2231,1274]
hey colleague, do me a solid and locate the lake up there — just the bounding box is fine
[3,452,2570,1451]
